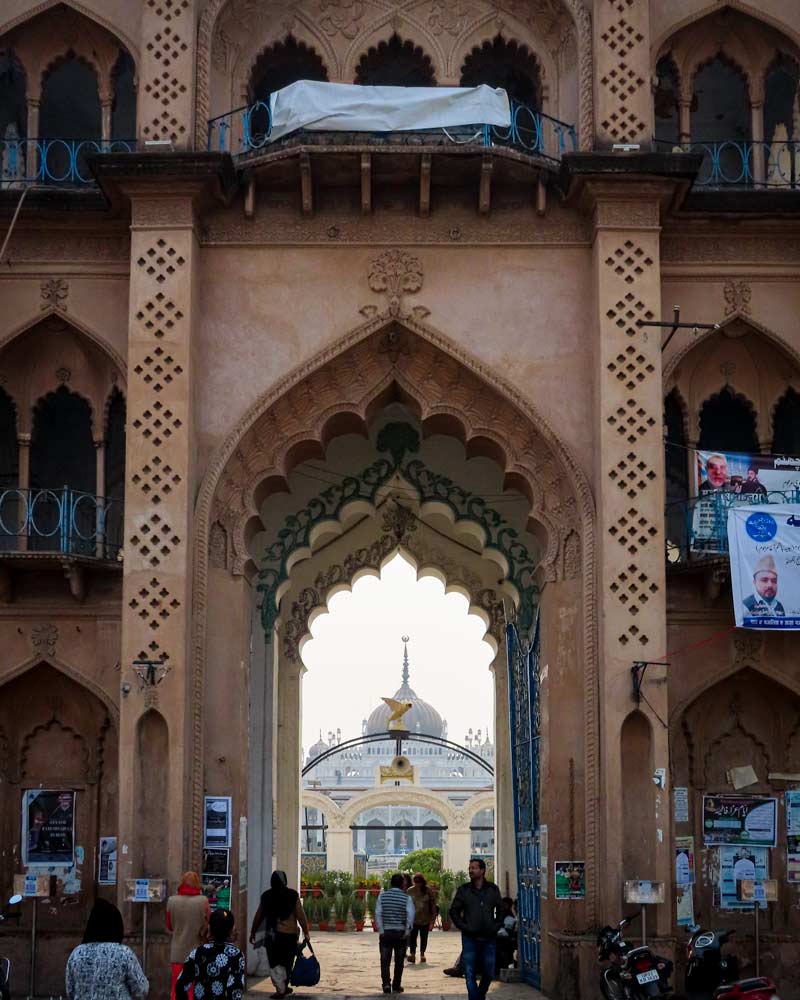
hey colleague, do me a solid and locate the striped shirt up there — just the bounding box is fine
[376,888,414,933]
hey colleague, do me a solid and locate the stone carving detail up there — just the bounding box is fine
[723,280,752,317]
[128,576,181,632]
[361,250,427,321]
[209,521,228,569]
[20,716,90,781]
[40,278,68,311]
[30,623,58,657]
[56,367,71,384]
[141,0,192,142]
[318,0,366,38]
[428,0,471,36]
[597,0,648,144]
[732,633,762,667]
[701,697,771,789]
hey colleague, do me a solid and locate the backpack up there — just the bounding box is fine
[290,941,320,987]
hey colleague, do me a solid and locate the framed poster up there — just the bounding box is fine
[715,845,768,910]
[202,848,230,876]
[702,795,777,847]
[98,836,117,885]
[554,861,585,900]
[204,796,232,848]
[675,836,695,886]
[676,884,694,926]
[23,789,75,866]
[727,505,800,630]
[202,874,233,912]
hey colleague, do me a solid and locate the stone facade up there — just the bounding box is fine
[1,2,800,999]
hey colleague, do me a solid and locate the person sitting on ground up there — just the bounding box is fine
[376,872,416,994]
[495,897,517,973]
[66,897,149,1000]
[407,872,437,965]
[176,907,245,1000]
[249,869,310,999]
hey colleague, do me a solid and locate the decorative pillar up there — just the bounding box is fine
[17,434,30,553]
[678,98,691,148]
[447,828,472,874]
[594,0,653,148]
[100,97,113,144]
[326,828,353,872]
[588,182,671,932]
[95,439,105,557]
[138,0,197,147]
[117,191,199,892]
[492,650,516,894]
[25,99,40,179]
[750,99,765,186]
[275,659,302,881]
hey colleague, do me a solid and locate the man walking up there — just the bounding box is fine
[375,872,415,994]
[450,859,504,1000]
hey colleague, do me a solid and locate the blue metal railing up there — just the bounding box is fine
[0,138,136,186]
[0,487,123,558]
[207,98,577,164]
[667,490,800,563]
[654,138,800,188]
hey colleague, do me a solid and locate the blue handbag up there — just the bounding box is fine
[291,940,320,987]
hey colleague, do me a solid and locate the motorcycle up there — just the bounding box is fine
[597,912,674,998]
[685,924,780,1000]
[0,894,23,1000]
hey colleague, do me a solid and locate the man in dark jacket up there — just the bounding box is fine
[449,859,504,1000]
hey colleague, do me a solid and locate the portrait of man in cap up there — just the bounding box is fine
[743,554,785,616]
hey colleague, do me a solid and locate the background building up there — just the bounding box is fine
[0,1,799,998]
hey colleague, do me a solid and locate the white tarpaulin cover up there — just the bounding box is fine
[268,80,511,142]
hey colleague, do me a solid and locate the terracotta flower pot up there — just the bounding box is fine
[442,920,452,931]
[355,888,367,899]
[335,920,346,932]
[355,921,365,932]
[372,923,380,932]
[312,887,322,898]
[318,921,328,931]
[370,887,380,896]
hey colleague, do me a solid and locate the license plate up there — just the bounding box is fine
[636,969,659,984]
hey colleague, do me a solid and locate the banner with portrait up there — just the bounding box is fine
[727,505,800,629]
[692,450,800,552]
[23,789,75,865]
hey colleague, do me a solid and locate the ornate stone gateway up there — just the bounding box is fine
[506,616,541,987]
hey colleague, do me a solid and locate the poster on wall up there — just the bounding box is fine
[539,825,548,900]
[554,861,585,900]
[204,796,232,848]
[23,789,75,866]
[673,787,690,824]
[703,795,777,847]
[715,845,768,910]
[98,837,117,885]
[675,836,695,886]
[727,505,800,629]
[202,874,233,912]
[202,848,230,876]
[676,884,695,926]
[786,790,800,882]
[692,450,800,553]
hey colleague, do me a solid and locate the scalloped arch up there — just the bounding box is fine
[0,651,119,723]
[344,19,444,85]
[339,785,462,830]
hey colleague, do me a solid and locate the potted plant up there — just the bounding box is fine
[351,894,366,931]
[321,869,338,902]
[438,897,452,931]
[368,877,381,896]
[333,891,350,931]
[300,876,309,897]
[355,878,368,899]
[337,871,354,897]
[316,896,330,932]
[366,889,379,930]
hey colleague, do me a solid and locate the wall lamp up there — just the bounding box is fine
[132,657,171,689]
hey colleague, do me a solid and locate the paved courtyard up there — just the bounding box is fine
[246,931,545,999]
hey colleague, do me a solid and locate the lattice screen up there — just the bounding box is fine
[140,0,195,145]
[596,0,651,146]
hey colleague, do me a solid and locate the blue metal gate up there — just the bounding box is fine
[507,615,541,987]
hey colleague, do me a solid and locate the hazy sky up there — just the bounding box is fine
[301,553,496,754]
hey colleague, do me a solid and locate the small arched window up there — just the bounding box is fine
[110,49,136,139]
[355,34,435,87]
[460,36,541,108]
[40,52,101,140]
[0,50,27,139]
[0,388,18,490]
[248,36,328,101]
[698,386,758,453]
[772,387,800,455]
[654,56,680,147]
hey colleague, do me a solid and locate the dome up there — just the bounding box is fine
[365,639,444,738]
[306,732,329,763]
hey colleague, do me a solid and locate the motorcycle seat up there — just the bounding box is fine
[713,978,775,997]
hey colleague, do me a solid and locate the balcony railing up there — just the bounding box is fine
[207,99,577,164]
[0,138,136,187]
[667,490,800,564]
[654,138,800,188]
[0,487,123,558]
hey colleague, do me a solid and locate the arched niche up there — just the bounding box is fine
[134,709,169,877]
[459,35,542,108]
[247,35,328,101]
[620,711,654,883]
[354,34,436,86]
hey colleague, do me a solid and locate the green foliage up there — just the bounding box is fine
[438,897,451,921]
[366,890,378,916]
[321,870,339,898]
[337,872,354,897]
[454,870,468,886]
[333,891,350,921]
[397,848,442,878]
[350,895,366,921]
[439,869,456,896]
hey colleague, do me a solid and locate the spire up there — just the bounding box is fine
[401,634,410,686]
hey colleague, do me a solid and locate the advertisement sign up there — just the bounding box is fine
[715,846,768,910]
[204,796,232,848]
[554,861,585,900]
[202,848,230,876]
[786,790,800,882]
[22,789,75,865]
[675,836,695,886]
[727,505,800,629]
[98,836,117,885]
[673,787,689,823]
[703,795,777,846]
[676,884,694,926]
[202,874,233,911]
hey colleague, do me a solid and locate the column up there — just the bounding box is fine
[118,192,198,893]
[492,651,515,894]
[751,99,765,187]
[275,659,302,882]
[100,98,113,144]
[17,434,30,553]
[589,183,671,933]
[446,830,472,874]
[594,0,653,148]
[138,0,197,148]
[25,99,39,180]
[95,440,105,557]
[678,98,691,148]
[326,829,353,872]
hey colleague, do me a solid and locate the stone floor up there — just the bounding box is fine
[246,931,545,999]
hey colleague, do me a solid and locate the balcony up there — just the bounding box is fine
[1,138,136,187]
[208,98,577,166]
[654,139,800,189]
[666,490,800,565]
[0,487,123,559]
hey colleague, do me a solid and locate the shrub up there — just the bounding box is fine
[397,848,442,879]
[351,895,366,922]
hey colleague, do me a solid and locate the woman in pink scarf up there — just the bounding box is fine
[166,872,210,1000]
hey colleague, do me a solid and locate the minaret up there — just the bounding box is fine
[401,634,410,686]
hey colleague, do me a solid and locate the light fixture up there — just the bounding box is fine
[132,657,171,689]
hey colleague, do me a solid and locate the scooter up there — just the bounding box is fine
[685,924,780,1000]
[597,912,674,998]
[0,894,23,1000]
